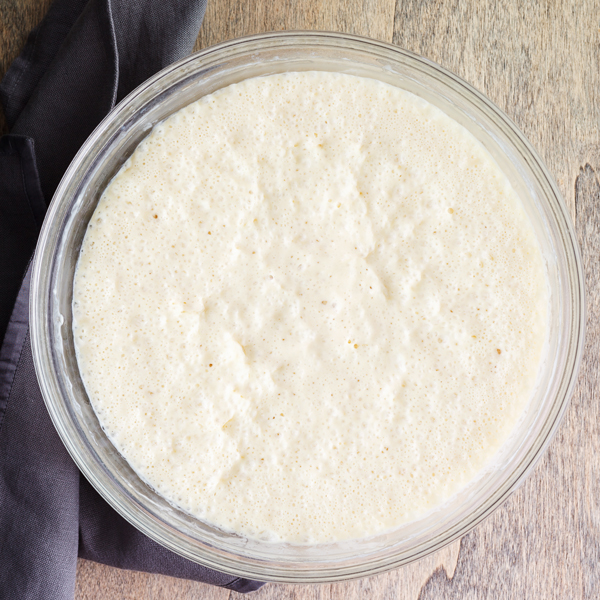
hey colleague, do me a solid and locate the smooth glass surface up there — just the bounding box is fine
[30,32,585,582]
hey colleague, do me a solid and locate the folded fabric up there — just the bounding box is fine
[0,0,264,598]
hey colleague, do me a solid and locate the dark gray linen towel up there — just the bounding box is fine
[0,0,264,597]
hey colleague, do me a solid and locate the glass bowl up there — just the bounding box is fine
[29,31,585,583]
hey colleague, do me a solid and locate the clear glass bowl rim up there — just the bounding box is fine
[29,31,586,583]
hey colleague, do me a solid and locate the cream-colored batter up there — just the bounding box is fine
[72,72,548,543]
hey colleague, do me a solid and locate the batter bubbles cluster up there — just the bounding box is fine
[72,72,548,543]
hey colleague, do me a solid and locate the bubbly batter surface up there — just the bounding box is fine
[73,72,548,543]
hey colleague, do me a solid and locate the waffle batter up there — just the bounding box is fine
[72,72,548,543]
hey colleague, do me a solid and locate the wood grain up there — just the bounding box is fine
[2,0,599,598]
[0,0,53,135]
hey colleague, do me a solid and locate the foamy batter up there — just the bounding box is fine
[73,72,548,543]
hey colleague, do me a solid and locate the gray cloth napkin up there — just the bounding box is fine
[0,0,264,597]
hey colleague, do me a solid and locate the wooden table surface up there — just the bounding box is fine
[2,0,600,598]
